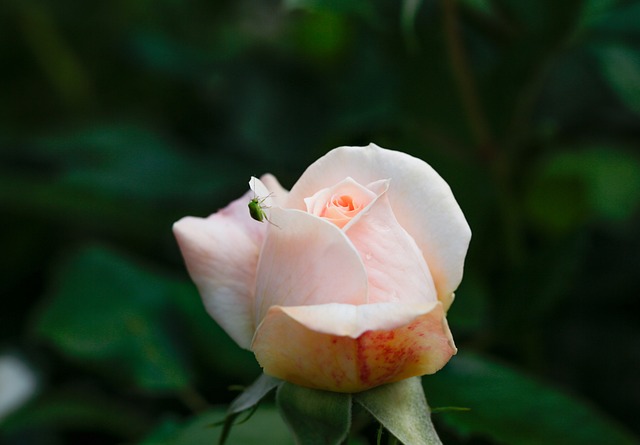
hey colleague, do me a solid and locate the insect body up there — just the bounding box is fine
[248,176,279,227]
[248,195,269,223]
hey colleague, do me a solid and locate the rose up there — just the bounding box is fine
[173,144,470,393]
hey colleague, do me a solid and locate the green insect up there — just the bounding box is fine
[248,195,269,223]
[248,178,279,227]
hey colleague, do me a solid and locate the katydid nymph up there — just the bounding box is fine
[248,177,279,227]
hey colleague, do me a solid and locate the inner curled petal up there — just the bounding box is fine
[304,177,377,228]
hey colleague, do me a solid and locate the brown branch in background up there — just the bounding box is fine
[16,1,94,108]
[442,0,525,266]
[441,0,496,162]
[179,385,211,414]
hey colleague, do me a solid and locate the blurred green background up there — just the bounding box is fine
[1,0,640,444]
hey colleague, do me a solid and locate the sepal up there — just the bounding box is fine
[354,377,442,445]
[276,382,352,445]
[219,373,282,445]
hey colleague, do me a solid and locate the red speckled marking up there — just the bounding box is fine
[356,336,371,383]
[351,318,434,388]
[252,302,454,393]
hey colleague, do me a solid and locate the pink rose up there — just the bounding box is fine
[173,144,470,392]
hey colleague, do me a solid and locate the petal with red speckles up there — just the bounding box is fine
[252,301,456,393]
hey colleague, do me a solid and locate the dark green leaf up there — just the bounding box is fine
[576,0,620,31]
[526,146,640,229]
[33,245,192,391]
[31,123,233,202]
[593,44,640,116]
[283,0,376,22]
[140,407,295,445]
[1,389,149,439]
[583,2,640,38]
[458,0,494,16]
[423,352,640,445]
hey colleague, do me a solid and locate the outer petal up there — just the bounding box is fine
[286,144,471,309]
[260,173,289,207]
[254,207,368,326]
[345,184,437,305]
[252,302,456,392]
[173,191,267,349]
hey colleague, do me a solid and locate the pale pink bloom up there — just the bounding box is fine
[174,144,470,392]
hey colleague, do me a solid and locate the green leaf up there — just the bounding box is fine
[593,44,640,116]
[141,407,295,445]
[400,0,423,52]
[2,389,149,439]
[288,10,350,61]
[355,377,441,445]
[583,2,640,38]
[33,245,192,391]
[31,123,233,203]
[577,0,620,30]
[423,352,640,445]
[283,0,376,22]
[527,146,640,230]
[276,383,351,445]
[458,0,494,16]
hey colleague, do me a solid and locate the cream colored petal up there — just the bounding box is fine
[286,144,471,309]
[173,191,267,349]
[345,187,437,305]
[275,301,437,338]
[254,207,368,326]
[249,176,272,205]
[260,173,289,207]
[252,302,456,393]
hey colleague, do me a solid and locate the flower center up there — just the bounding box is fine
[304,178,377,229]
[331,195,356,212]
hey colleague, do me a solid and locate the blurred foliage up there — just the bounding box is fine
[1,0,640,444]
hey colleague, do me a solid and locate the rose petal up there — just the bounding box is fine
[345,187,437,305]
[173,191,267,349]
[304,177,377,228]
[260,173,289,207]
[249,176,273,205]
[286,144,471,309]
[254,207,368,327]
[272,301,437,337]
[252,302,456,392]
